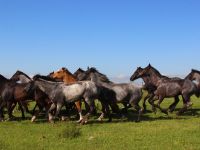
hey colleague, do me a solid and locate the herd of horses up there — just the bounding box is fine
[0,64,200,124]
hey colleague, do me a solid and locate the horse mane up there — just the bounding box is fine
[88,67,112,83]
[15,70,32,80]
[0,74,9,81]
[33,74,61,82]
[77,68,85,72]
[61,67,75,77]
[192,69,200,75]
[148,65,162,77]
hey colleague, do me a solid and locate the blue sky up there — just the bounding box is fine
[0,0,200,79]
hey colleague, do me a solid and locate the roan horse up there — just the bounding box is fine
[32,75,106,124]
[50,68,83,122]
[78,67,143,122]
[131,64,197,115]
[54,67,118,122]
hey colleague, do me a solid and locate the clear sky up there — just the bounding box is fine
[0,0,200,79]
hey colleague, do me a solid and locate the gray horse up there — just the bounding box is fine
[32,75,104,124]
[78,67,143,122]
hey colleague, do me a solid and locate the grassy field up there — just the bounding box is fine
[0,93,200,150]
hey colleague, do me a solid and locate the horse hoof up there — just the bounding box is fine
[97,117,103,122]
[76,119,83,123]
[31,116,36,122]
[187,102,193,108]
[61,116,67,121]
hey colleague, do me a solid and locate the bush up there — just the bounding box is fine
[59,123,81,139]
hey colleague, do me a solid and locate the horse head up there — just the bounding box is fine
[130,67,144,81]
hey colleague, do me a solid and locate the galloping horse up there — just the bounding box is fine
[185,69,200,96]
[78,67,143,122]
[130,67,157,112]
[51,68,83,122]
[0,73,36,120]
[10,71,52,122]
[130,67,183,113]
[32,75,105,124]
[131,64,196,115]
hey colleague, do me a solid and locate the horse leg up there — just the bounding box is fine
[0,101,6,121]
[98,101,112,122]
[148,96,158,113]
[31,103,44,122]
[75,101,83,123]
[55,102,63,120]
[155,97,168,115]
[143,93,151,113]
[7,101,15,120]
[48,103,57,123]
[21,101,31,115]
[129,95,143,122]
[177,94,192,115]
[168,96,180,113]
[80,98,95,125]
[18,101,25,119]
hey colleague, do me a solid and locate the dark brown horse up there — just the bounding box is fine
[0,73,36,120]
[131,64,196,115]
[10,71,52,122]
[130,67,157,112]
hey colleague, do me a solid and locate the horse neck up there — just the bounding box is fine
[142,76,151,84]
[148,69,162,85]
[19,75,32,83]
[63,73,77,83]
[35,79,59,95]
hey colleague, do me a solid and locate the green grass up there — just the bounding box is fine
[1,93,200,150]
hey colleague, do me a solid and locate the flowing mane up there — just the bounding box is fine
[88,67,112,83]
[33,74,62,82]
[15,70,32,80]
[192,69,200,74]
[61,67,75,77]
[0,74,9,81]
[148,65,162,77]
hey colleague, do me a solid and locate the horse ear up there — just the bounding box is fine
[87,66,90,70]
[148,63,152,67]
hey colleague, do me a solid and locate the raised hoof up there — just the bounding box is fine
[76,119,83,123]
